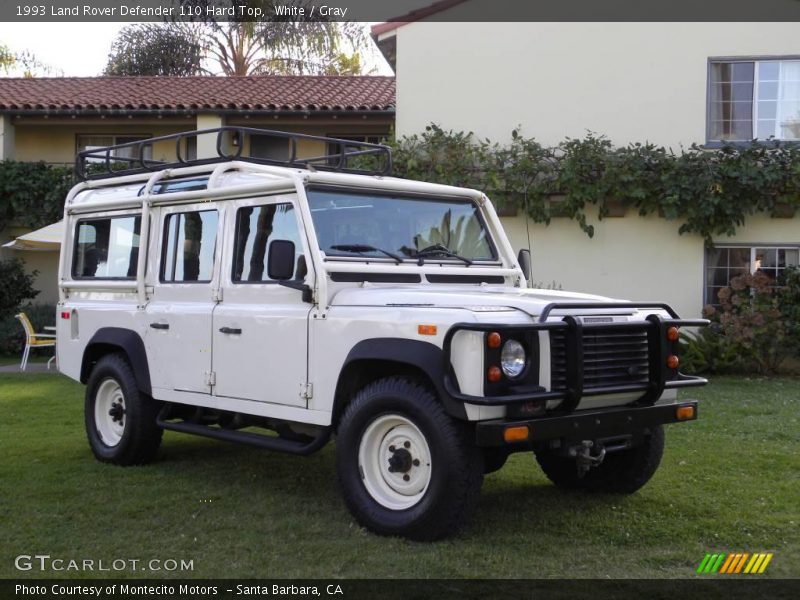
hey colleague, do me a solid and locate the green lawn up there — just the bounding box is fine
[0,374,797,579]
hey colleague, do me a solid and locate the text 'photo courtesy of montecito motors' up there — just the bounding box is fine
[56,127,708,540]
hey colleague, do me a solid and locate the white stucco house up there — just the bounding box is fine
[373,10,800,318]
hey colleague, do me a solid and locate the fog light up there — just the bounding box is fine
[487,366,502,382]
[503,425,530,443]
[666,326,680,342]
[667,355,679,369]
[676,405,696,421]
[487,331,502,349]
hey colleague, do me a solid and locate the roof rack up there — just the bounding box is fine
[75,127,393,181]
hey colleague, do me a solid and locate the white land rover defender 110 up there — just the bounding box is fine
[57,128,708,540]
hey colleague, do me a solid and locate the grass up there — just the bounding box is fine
[0,374,797,579]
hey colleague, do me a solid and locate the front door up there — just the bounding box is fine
[145,203,221,394]
[212,195,312,407]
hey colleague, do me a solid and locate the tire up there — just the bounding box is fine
[534,426,665,494]
[335,377,483,541]
[85,353,163,466]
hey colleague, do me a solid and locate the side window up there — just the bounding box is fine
[232,203,303,283]
[73,215,141,279]
[161,209,218,283]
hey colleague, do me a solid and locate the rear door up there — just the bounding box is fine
[212,194,312,407]
[145,203,221,394]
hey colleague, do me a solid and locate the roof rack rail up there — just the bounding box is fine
[75,127,393,181]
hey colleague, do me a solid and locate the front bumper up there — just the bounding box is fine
[475,401,698,447]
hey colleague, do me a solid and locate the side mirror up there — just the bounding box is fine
[518,249,532,286]
[267,240,295,281]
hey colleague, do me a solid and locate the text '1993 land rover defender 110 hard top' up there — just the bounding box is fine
[56,128,708,540]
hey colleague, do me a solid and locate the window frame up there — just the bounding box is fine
[706,55,800,147]
[159,208,220,285]
[305,186,501,265]
[75,134,153,159]
[230,200,304,285]
[70,213,142,281]
[703,242,800,306]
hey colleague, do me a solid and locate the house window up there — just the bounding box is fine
[705,245,800,306]
[326,135,384,166]
[250,134,289,161]
[708,58,800,143]
[77,135,153,162]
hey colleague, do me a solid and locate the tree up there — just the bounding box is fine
[0,44,14,73]
[102,7,371,76]
[202,20,369,76]
[0,43,60,77]
[104,23,205,76]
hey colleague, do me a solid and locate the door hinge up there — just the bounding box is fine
[205,371,216,387]
[300,382,313,400]
[212,288,223,303]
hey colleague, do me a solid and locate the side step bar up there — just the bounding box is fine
[156,410,331,457]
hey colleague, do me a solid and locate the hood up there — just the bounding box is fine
[330,285,629,318]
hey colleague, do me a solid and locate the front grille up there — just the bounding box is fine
[550,326,650,391]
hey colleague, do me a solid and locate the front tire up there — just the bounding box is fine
[85,354,162,466]
[336,377,483,541]
[534,426,665,494]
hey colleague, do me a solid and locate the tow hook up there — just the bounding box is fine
[570,440,606,477]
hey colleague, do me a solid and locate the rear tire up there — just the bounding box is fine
[336,377,483,541]
[85,353,162,466]
[534,426,665,494]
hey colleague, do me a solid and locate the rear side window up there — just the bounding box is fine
[73,215,141,279]
[232,203,303,282]
[161,210,218,283]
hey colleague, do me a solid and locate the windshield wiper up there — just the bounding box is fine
[329,244,403,264]
[414,244,473,266]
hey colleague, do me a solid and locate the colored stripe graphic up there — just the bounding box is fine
[705,552,774,574]
[697,554,712,573]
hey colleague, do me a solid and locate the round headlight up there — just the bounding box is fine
[500,339,526,378]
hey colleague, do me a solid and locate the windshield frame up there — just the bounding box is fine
[304,185,501,265]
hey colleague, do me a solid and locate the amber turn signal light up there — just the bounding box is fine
[666,355,680,369]
[503,425,530,443]
[418,324,437,336]
[487,366,502,382]
[666,326,680,342]
[676,405,696,421]
[487,331,502,349]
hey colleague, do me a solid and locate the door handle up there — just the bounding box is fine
[219,327,242,335]
[149,323,169,330]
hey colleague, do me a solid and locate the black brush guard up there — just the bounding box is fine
[443,301,708,412]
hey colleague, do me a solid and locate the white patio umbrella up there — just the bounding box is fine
[2,221,62,251]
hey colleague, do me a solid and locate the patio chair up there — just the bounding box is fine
[15,312,56,371]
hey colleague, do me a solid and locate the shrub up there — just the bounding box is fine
[777,266,800,356]
[0,258,39,318]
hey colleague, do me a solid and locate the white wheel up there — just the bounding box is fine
[357,414,432,510]
[93,378,126,447]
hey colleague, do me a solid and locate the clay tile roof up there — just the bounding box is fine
[0,76,396,113]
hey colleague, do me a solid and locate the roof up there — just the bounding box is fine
[0,76,396,115]
[371,0,468,37]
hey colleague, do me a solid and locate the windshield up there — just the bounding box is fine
[306,189,496,261]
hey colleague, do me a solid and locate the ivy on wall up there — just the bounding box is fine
[1,131,798,247]
[0,161,73,233]
[385,125,800,244]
